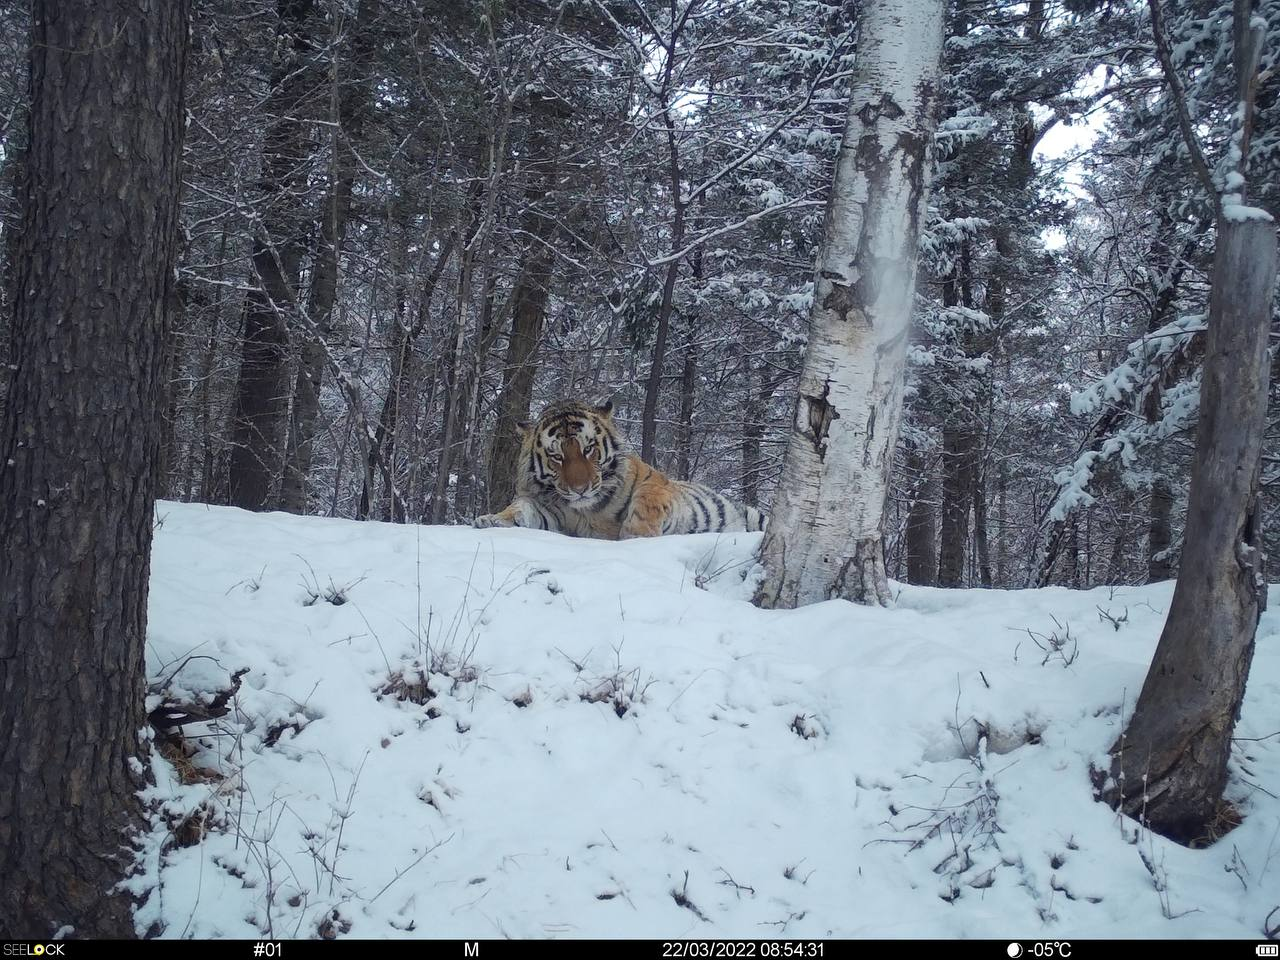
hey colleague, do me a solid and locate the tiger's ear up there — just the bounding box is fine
[594,399,614,419]
[517,420,533,438]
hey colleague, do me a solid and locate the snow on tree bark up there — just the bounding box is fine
[754,0,945,609]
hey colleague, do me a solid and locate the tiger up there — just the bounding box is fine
[473,399,766,540]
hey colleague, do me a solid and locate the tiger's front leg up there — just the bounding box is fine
[473,497,563,532]
[617,486,670,539]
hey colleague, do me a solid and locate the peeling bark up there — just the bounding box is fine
[755,0,945,609]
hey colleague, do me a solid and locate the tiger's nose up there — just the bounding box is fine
[569,479,591,495]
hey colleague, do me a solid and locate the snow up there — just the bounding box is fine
[1222,195,1275,223]
[137,502,1280,940]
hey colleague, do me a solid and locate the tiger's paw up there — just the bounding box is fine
[473,513,514,529]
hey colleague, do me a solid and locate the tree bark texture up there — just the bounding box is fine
[754,0,945,608]
[0,0,188,937]
[1102,216,1277,842]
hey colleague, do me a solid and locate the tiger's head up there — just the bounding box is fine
[520,399,622,509]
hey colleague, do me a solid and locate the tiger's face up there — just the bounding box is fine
[523,400,621,509]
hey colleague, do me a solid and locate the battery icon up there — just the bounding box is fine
[1257,945,1278,957]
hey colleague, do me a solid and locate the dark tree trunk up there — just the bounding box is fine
[227,0,315,510]
[1107,497,1130,585]
[158,274,188,498]
[0,0,188,937]
[433,255,500,523]
[1147,475,1176,581]
[194,227,230,502]
[741,371,766,507]
[640,203,684,464]
[279,0,378,513]
[995,460,1008,586]
[640,55,687,466]
[278,172,353,513]
[906,454,937,586]
[741,367,782,507]
[486,244,552,509]
[937,256,978,588]
[1102,216,1277,841]
[1066,516,1082,588]
[675,324,697,480]
[430,156,495,524]
[674,222,705,482]
[938,422,977,587]
[973,456,993,587]
[487,116,558,511]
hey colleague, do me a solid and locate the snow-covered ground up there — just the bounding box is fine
[134,502,1280,939]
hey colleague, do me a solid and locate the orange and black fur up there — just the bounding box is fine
[474,400,765,539]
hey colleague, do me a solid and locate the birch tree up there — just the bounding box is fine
[754,0,945,608]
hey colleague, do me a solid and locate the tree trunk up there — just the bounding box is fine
[676,324,697,480]
[1107,496,1130,585]
[433,254,500,523]
[1102,215,1277,841]
[430,126,505,524]
[1066,516,1081,588]
[227,0,316,510]
[938,422,977,587]
[487,116,558,510]
[640,204,685,464]
[906,451,937,586]
[741,368,770,507]
[279,0,377,514]
[754,0,945,609]
[0,0,188,936]
[278,172,353,513]
[1147,474,1176,581]
[190,226,229,502]
[973,455,993,587]
[640,46,688,466]
[995,459,1008,586]
[157,275,188,499]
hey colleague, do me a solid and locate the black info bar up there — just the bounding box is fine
[2,941,1276,960]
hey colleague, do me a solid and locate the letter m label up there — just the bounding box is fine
[465,943,479,958]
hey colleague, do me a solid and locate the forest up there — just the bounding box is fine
[0,0,1273,589]
[0,0,1278,943]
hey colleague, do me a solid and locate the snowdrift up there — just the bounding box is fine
[134,502,1280,939]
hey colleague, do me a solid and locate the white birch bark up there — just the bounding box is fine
[754,0,945,608]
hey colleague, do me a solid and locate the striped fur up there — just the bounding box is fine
[474,399,766,539]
